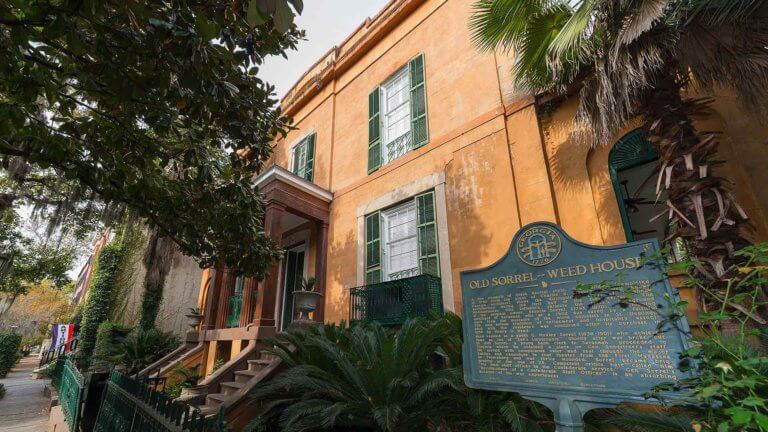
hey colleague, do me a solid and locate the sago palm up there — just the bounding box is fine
[247,316,547,432]
[470,0,768,321]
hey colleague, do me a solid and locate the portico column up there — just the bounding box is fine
[215,268,236,329]
[253,203,286,327]
[239,277,257,327]
[201,269,219,331]
[314,221,329,323]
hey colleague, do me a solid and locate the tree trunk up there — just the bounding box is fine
[643,77,765,321]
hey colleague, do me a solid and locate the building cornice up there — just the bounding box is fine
[279,0,426,117]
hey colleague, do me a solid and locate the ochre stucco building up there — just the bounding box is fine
[141,0,768,424]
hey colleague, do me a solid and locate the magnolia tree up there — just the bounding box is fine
[0,0,304,279]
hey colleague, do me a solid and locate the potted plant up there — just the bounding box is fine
[185,307,204,330]
[170,365,206,402]
[293,277,323,322]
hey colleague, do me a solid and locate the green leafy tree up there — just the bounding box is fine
[469,0,768,320]
[0,210,74,314]
[0,0,304,277]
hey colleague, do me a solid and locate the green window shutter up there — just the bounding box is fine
[291,144,300,175]
[304,133,316,181]
[409,54,428,149]
[368,88,382,173]
[416,191,439,277]
[365,212,382,284]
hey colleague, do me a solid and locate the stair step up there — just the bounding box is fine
[206,392,227,403]
[220,381,244,395]
[247,359,271,372]
[234,370,258,383]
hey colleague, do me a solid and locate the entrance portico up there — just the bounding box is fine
[197,165,331,372]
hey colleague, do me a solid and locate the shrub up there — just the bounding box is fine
[109,329,180,374]
[0,331,22,378]
[248,316,549,432]
[76,242,124,369]
[92,321,132,367]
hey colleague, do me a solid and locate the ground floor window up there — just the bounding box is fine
[365,190,439,284]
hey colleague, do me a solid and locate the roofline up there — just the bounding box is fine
[279,0,426,117]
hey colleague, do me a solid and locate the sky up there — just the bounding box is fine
[259,0,391,98]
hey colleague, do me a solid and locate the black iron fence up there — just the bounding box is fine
[93,370,230,432]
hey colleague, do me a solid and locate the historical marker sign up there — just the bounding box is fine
[461,222,690,432]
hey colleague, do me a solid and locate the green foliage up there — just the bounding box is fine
[76,241,124,369]
[568,243,768,431]
[0,330,21,378]
[107,329,180,375]
[169,364,201,387]
[248,315,551,432]
[109,225,146,323]
[139,280,165,331]
[0,210,74,296]
[92,321,132,367]
[0,0,304,276]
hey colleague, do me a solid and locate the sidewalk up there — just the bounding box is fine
[0,356,50,432]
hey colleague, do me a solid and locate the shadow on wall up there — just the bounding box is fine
[325,230,358,324]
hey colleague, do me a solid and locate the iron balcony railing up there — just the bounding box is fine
[225,294,243,328]
[349,274,442,325]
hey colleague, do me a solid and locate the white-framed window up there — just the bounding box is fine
[364,191,439,284]
[367,54,428,173]
[290,133,316,181]
[381,201,419,281]
[381,67,412,164]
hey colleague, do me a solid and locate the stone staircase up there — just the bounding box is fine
[197,346,284,416]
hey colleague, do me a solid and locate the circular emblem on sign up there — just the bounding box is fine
[515,225,562,266]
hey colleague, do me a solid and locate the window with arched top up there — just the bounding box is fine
[609,130,665,243]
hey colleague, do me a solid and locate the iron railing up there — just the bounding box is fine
[349,274,443,325]
[40,337,78,368]
[225,294,243,328]
[94,370,229,432]
[54,356,87,432]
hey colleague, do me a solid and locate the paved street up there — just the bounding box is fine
[0,356,50,432]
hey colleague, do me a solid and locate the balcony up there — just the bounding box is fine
[349,274,442,325]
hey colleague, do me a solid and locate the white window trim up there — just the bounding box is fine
[379,66,413,166]
[355,172,455,312]
[381,201,419,282]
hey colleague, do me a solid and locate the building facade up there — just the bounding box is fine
[176,0,768,422]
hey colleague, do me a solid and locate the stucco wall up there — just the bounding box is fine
[120,235,203,337]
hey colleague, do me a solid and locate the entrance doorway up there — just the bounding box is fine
[280,245,306,330]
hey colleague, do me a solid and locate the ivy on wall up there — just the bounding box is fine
[76,241,124,369]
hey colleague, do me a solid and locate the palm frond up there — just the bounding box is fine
[548,0,598,65]
[614,0,671,48]
[470,0,555,52]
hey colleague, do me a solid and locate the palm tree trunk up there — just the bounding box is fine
[643,77,766,322]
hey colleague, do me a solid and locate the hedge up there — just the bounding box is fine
[76,242,124,369]
[0,331,22,377]
[92,321,132,366]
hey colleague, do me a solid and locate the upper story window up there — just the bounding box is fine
[365,191,439,284]
[367,54,428,173]
[290,133,316,181]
